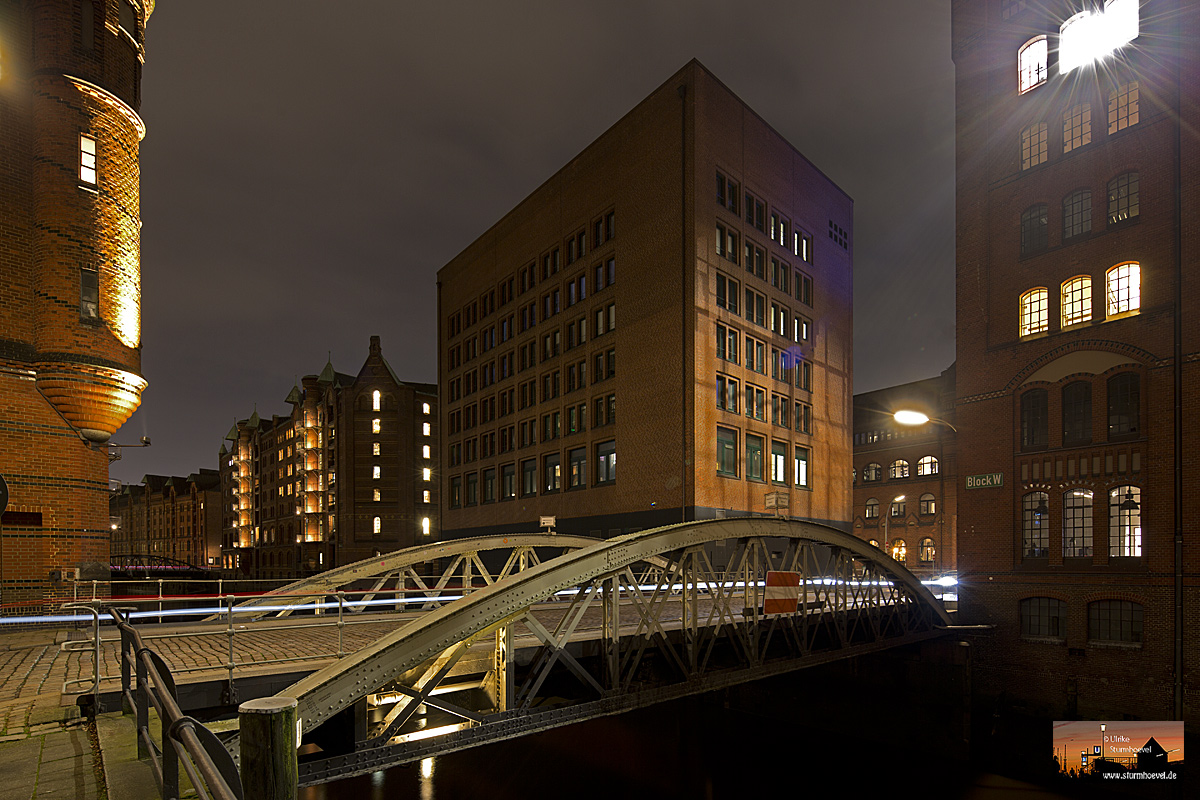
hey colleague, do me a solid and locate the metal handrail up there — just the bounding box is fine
[110,608,243,800]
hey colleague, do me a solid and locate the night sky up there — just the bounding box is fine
[110,0,956,485]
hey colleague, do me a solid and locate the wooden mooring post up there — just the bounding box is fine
[238,696,298,800]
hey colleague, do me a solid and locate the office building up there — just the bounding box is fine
[438,60,853,539]
[952,0,1197,720]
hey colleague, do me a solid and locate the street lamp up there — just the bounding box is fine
[894,409,958,432]
[883,494,905,561]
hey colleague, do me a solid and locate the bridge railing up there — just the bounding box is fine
[109,608,243,800]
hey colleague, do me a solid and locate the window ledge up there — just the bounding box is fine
[1020,635,1066,646]
[1088,640,1142,650]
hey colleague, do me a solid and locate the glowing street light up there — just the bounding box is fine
[894,409,958,432]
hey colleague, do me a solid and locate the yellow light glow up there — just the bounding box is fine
[893,410,929,426]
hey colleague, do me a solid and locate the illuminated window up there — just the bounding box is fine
[1061,0,1139,75]
[544,453,561,493]
[889,460,909,479]
[890,539,907,564]
[373,489,380,502]
[422,445,431,459]
[862,463,881,482]
[890,497,906,518]
[1089,600,1142,643]
[1020,288,1048,336]
[1061,276,1092,327]
[422,517,430,535]
[794,446,810,488]
[372,418,381,434]
[1107,172,1139,224]
[1020,204,1048,256]
[868,539,880,549]
[1020,598,1065,639]
[1062,190,1092,240]
[1062,381,1093,445]
[372,442,380,456]
[80,135,97,184]
[1108,81,1139,133]
[770,441,787,484]
[1062,489,1094,557]
[919,493,936,515]
[422,468,431,481]
[372,390,381,411]
[1109,486,1141,557]
[1062,103,1092,153]
[1106,262,1140,316]
[373,516,381,534]
[423,402,431,415]
[373,465,381,479]
[1022,491,1049,557]
[916,456,938,476]
[423,422,431,436]
[596,440,616,483]
[1021,389,1048,450]
[80,268,99,319]
[1020,122,1047,170]
[1017,36,1047,93]
[1108,372,1140,437]
[919,538,936,562]
[423,489,431,503]
[864,498,879,519]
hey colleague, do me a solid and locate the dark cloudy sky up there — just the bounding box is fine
[110,0,956,485]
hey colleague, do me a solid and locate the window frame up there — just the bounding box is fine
[1061,276,1093,328]
[1020,288,1049,337]
[1017,36,1048,94]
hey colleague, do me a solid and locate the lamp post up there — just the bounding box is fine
[883,494,906,561]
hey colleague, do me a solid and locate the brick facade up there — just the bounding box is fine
[952,0,1198,721]
[438,61,853,540]
[110,471,221,568]
[0,1,153,611]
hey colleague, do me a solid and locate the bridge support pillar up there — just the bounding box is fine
[239,696,299,800]
[489,623,514,711]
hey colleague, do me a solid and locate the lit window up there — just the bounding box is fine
[889,460,909,479]
[890,498,906,518]
[423,402,431,415]
[422,517,430,535]
[770,441,787,484]
[372,390,381,411]
[422,445,431,459]
[1109,486,1141,557]
[1020,204,1048,256]
[1061,276,1092,327]
[80,268,99,319]
[794,446,810,488]
[1062,103,1092,153]
[373,516,381,534]
[1106,262,1140,316]
[1108,81,1139,133]
[1089,599,1142,643]
[1061,0,1139,75]
[915,456,938,476]
[919,538,935,562]
[422,468,431,481]
[1018,36,1047,93]
[596,440,616,483]
[862,463,881,482]
[1062,190,1092,240]
[373,488,380,502]
[80,135,97,184]
[1107,172,1139,224]
[372,418,381,434]
[1020,288,1048,336]
[1063,489,1094,557]
[423,489,431,503]
[890,539,907,564]
[373,465,381,479]
[864,498,879,519]
[1022,491,1049,557]
[919,493,936,515]
[423,422,431,436]
[1020,122,1048,170]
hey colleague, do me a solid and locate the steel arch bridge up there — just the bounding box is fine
[230,518,954,785]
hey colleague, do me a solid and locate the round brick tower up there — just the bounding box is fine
[0,0,152,609]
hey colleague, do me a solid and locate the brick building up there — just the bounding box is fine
[109,471,221,568]
[952,0,1197,721]
[851,365,957,580]
[438,61,853,540]
[219,337,438,580]
[0,1,152,609]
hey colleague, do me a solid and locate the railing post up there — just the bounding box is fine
[336,591,345,657]
[135,646,149,759]
[224,594,238,705]
[158,578,164,624]
[238,697,298,800]
[91,579,98,601]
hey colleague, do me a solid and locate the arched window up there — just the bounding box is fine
[863,463,882,482]
[1062,189,1092,240]
[919,493,937,515]
[1020,288,1048,336]
[1061,381,1092,445]
[917,456,939,476]
[372,418,381,434]
[1022,491,1049,558]
[889,459,909,479]
[890,497,906,517]
[1107,373,1140,438]
[1062,489,1093,557]
[1020,204,1048,255]
[372,389,381,411]
[1089,600,1142,643]
[1110,486,1141,557]
[1107,172,1139,224]
[1020,597,1066,639]
[865,498,879,519]
[1021,389,1048,449]
[1061,276,1092,327]
[1106,262,1140,316]
[372,516,381,534]
[890,539,907,564]
[919,538,936,562]
[1018,36,1047,93]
